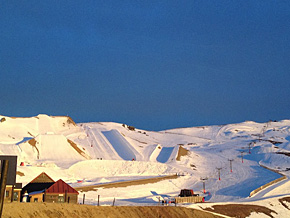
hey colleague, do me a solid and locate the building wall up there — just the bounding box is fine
[0,156,17,185]
[13,189,21,202]
[4,186,21,202]
[4,186,12,202]
[30,193,44,202]
[66,194,78,204]
[45,193,78,204]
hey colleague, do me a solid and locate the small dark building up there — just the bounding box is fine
[0,155,22,202]
[22,172,78,203]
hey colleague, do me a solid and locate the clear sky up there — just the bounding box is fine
[1,1,290,130]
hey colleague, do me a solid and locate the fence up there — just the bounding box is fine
[249,164,287,197]
[175,196,204,203]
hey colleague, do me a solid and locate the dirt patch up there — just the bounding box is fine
[190,164,196,170]
[28,138,40,159]
[75,175,179,192]
[28,138,36,146]
[67,116,76,126]
[122,124,136,131]
[27,132,35,137]
[279,197,290,210]
[2,203,221,218]
[67,139,91,160]
[176,146,189,161]
[50,115,76,126]
[16,171,25,176]
[204,204,277,218]
[276,152,290,157]
[10,116,39,119]
[267,140,283,145]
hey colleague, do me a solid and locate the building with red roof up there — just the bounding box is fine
[21,172,79,203]
[44,179,79,203]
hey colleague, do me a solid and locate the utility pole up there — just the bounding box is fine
[240,151,244,163]
[248,143,252,154]
[228,159,234,173]
[0,160,9,217]
[216,168,222,180]
[200,177,208,193]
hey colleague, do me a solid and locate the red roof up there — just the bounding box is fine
[46,179,78,194]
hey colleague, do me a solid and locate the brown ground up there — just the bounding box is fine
[10,116,38,119]
[2,203,221,218]
[67,139,91,160]
[75,175,179,192]
[28,138,36,147]
[66,116,77,126]
[279,197,290,210]
[176,146,189,161]
[27,132,35,137]
[16,171,25,176]
[276,152,290,157]
[204,204,277,218]
[28,138,40,159]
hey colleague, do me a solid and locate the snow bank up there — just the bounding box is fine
[68,160,173,178]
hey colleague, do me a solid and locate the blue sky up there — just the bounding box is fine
[1,1,290,130]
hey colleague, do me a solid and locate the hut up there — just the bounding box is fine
[43,179,79,203]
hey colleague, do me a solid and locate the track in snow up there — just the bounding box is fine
[86,127,120,160]
[102,130,136,161]
[156,147,174,163]
[215,165,282,200]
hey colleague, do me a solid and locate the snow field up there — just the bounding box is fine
[1,114,290,217]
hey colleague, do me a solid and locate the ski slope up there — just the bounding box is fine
[85,126,121,160]
[156,147,174,163]
[102,130,137,160]
[1,115,290,217]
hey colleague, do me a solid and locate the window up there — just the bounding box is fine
[58,196,64,203]
[5,191,9,197]
[13,192,19,201]
[34,198,38,202]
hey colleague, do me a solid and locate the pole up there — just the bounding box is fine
[0,160,9,217]
[65,190,67,203]
[10,184,14,202]
[228,159,234,172]
[83,194,85,205]
[112,198,115,206]
[200,177,208,194]
[98,195,100,206]
[217,168,222,180]
[44,189,46,202]
[240,151,244,163]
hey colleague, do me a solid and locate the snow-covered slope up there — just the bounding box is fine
[1,115,290,217]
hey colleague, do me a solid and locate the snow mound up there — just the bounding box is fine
[68,160,174,178]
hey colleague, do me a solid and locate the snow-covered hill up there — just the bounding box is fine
[1,114,290,217]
